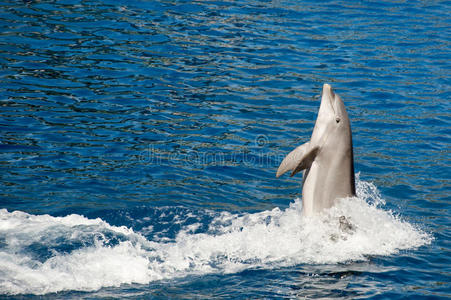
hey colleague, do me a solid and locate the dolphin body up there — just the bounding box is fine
[276,84,356,216]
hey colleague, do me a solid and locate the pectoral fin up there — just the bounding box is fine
[290,146,319,176]
[276,142,319,178]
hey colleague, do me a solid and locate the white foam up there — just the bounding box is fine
[0,178,432,295]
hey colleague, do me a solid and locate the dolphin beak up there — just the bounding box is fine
[323,83,336,113]
[323,84,334,98]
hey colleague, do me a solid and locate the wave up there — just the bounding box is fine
[0,178,432,295]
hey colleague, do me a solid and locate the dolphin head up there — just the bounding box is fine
[311,83,352,146]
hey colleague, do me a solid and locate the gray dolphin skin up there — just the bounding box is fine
[276,83,356,216]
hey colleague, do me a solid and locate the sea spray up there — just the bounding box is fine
[0,179,432,295]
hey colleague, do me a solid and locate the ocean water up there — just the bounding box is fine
[0,0,449,298]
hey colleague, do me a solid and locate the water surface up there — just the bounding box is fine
[0,0,449,298]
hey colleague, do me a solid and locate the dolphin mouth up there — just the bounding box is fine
[323,83,336,114]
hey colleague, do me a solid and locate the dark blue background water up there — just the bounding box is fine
[0,0,449,298]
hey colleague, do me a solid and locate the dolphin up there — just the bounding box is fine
[276,83,356,216]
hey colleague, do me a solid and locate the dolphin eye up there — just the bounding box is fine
[336,117,341,123]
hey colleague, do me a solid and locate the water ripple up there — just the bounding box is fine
[0,0,449,298]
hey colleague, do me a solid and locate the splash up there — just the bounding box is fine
[0,178,432,295]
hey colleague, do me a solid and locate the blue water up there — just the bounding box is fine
[0,0,449,298]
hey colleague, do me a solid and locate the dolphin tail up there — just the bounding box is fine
[276,143,319,178]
